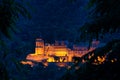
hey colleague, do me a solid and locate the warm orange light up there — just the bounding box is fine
[20,61,34,67]
[56,63,67,67]
[88,54,92,59]
[43,62,48,67]
[67,66,71,69]
[111,60,114,63]
[82,59,86,63]
[91,53,94,57]
[55,51,67,56]
[47,57,54,62]
[111,58,117,63]
[97,56,105,63]
[93,56,106,65]
[21,38,99,66]
[35,38,44,55]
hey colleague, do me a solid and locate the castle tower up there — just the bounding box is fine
[35,38,44,55]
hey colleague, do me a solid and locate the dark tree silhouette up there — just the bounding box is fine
[61,40,120,80]
[0,0,31,79]
[80,0,120,43]
[61,0,120,80]
[0,0,31,38]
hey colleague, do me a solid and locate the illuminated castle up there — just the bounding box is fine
[26,38,99,62]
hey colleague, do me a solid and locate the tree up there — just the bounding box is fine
[0,0,31,79]
[0,0,31,39]
[61,39,120,80]
[61,0,120,80]
[80,0,120,43]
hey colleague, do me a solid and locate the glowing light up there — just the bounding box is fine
[93,56,106,65]
[55,51,67,56]
[75,60,78,63]
[21,38,99,66]
[56,63,67,67]
[111,58,117,63]
[35,38,44,55]
[47,57,54,62]
[20,61,34,67]
[94,59,97,62]
[75,66,80,70]
[26,54,41,62]
[97,56,106,63]
[82,59,86,63]
[35,48,43,55]
[91,53,94,57]
[67,66,71,70]
[88,54,92,59]
[43,62,48,67]
[111,60,114,63]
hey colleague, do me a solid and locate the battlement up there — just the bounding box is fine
[26,38,99,62]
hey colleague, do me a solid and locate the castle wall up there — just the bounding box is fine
[29,38,100,62]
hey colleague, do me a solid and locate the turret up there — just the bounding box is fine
[35,38,44,55]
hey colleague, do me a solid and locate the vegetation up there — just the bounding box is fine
[61,40,120,80]
[80,0,120,41]
[0,0,31,79]
[0,0,120,79]
[61,0,120,80]
[0,0,31,38]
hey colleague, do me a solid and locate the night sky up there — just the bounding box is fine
[17,0,89,43]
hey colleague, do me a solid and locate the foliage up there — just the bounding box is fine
[0,62,9,80]
[61,1,120,79]
[0,0,31,39]
[80,0,120,41]
[0,0,31,79]
[61,39,120,80]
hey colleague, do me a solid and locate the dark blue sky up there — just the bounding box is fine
[18,0,89,43]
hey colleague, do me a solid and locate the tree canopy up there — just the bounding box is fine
[0,0,31,39]
[80,0,120,41]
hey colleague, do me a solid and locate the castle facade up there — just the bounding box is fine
[26,38,99,62]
